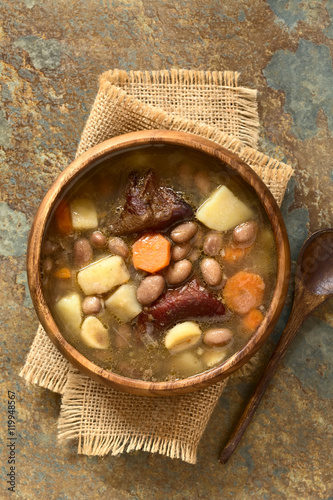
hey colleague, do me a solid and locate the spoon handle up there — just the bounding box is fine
[219,288,324,464]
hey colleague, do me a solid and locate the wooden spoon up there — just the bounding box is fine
[219,228,333,464]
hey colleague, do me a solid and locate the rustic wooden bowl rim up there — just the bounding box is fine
[27,130,291,396]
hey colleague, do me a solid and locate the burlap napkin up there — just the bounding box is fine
[20,69,293,464]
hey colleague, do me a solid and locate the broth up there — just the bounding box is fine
[41,144,277,381]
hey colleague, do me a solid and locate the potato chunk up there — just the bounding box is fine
[164,321,202,352]
[196,185,254,231]
[70,198,98,230]
[105,283,142,322]
[81,316,109,349]
[202,347,229,368]
[170,351,204,377]
[77,256,130,295]
[55,293,82,333]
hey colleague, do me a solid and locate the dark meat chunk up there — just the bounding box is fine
[109,171,193,235]
[137,278,226,336]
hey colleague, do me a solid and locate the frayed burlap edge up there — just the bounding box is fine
[101,69,260,148]
[19,324,70,394]
[57,366,228,464]
[104,68,241,86]
[56,351,261,463]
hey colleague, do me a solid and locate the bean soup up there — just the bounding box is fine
[41,145,277,381]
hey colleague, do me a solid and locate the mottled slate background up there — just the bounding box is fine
[1,1,332,499]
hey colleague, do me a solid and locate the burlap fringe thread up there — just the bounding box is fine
[58,368,228,463]
[20,324,69,394]
[20,69,293,464]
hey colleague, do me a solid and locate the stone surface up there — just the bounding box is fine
[0,1,332,498]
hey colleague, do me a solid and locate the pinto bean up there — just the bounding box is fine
[203,328,233,347]
[233,221,258,246]
[42,240,59,256]
[108,237,129,259]
[74,238,93,267]
[165,259,192,285]
[171,242,191,261]
[203,232,223,256]
[90,231,107,248]
[200,258,222,286]
[171,222,198,244]
[43,257,54,274]
[82,296,103,315]
[136,275,165,305]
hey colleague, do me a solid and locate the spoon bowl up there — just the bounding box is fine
[297,228,333,296]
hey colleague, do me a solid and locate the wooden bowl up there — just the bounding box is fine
[27,130,290,396]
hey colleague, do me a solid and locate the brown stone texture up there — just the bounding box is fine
[1,1,332,498]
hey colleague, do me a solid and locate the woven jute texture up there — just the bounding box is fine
[20,69,293,464]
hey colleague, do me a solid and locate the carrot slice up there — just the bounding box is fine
[54,267,71,279]
[242,309,264,332]
[54,200,73,235]
[222,245,251,263]
[223,271,265,315]
[132,233,171,273]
